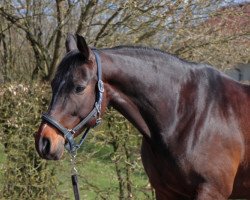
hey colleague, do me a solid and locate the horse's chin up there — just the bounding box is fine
[53,145,65,160]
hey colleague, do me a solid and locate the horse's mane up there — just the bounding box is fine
[100,45,167,55]
[97,45,173,59]
[97,45,198,67]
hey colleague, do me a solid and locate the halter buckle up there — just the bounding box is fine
[98,80,104,93]
[68,129,76,135]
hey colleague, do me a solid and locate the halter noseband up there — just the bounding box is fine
[41,50,104,153]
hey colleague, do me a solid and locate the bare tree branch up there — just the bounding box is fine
[94,6,123,46]
[47,0,65,81]
[76,0,96,34]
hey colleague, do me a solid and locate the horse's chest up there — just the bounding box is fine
[140,138,198,196]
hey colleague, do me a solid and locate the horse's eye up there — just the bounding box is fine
[75,85,85,94]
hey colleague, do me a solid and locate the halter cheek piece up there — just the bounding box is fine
[41,50,104,153]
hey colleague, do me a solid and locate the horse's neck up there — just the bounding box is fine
[102,49,250,140]
[102,50,183,138]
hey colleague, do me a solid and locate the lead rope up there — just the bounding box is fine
[70,151,80,200]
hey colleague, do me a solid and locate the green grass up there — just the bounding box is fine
[51,143,152,200]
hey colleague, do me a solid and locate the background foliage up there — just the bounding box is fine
[0,83,59,199]
[0,0,249,199]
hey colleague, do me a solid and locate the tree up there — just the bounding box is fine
[1,0,249,81]
[0,0,74,81]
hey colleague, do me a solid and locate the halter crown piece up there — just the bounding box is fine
[41,50,104,153]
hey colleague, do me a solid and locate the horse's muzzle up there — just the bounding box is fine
[35,123,65,160]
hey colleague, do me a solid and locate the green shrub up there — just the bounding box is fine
[0,83,59,200]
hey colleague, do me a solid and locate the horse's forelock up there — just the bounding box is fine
[51,51,87,94]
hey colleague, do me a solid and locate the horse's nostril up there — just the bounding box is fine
[42,138,51,155]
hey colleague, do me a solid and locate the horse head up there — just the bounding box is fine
[35,34,106,160]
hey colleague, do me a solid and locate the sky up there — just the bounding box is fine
[233,0,250,3]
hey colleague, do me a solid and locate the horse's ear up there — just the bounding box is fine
[76,34,90,59]
[65,33,77,52]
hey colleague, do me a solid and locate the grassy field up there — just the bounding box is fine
[54,141,153,200]
[54,157,151,200]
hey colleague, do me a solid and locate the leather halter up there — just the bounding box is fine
[42,50,104,153]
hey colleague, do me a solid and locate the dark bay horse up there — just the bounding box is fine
[35,34,250,200]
